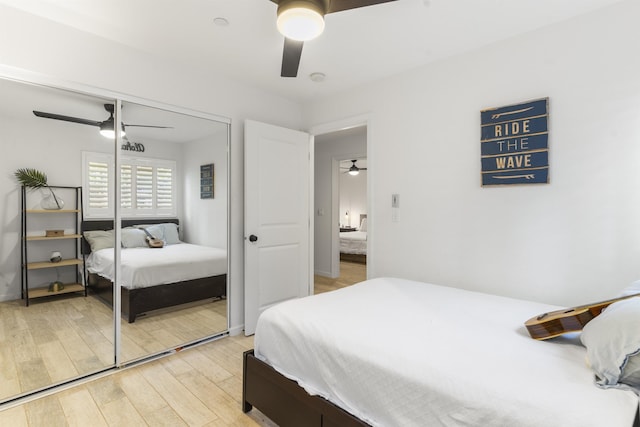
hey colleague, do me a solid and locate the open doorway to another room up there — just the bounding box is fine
[313,126,367,294]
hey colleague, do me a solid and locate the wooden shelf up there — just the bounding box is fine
[28,283,84,299]
[27,258,83,270]
[25,209,81,214]
[26,234,81,241]
[22,186,85,305]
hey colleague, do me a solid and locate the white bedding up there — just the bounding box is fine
[86,243,227,289]
[255,277,639,427]
[339,230,367,255]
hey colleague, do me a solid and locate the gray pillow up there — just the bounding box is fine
[121,228,148,248]
[144,224,165,242]
[83,230,114,252]
[581,297,640,390]
[161,222,181,245]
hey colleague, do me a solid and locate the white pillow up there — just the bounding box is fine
[121,228,148,248]
[581,297,640,390]
[83,230,114,252]
[618,280,640,297]
[359,217,368,232]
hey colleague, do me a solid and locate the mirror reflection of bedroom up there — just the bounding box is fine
[314,127,367,294]
[0,77,228,404]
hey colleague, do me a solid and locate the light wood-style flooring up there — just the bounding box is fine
[0,335,277,426]
[0,262,365,425]
[314,260,367,294]
[0,293,227,402]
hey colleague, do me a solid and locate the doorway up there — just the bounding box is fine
[313,124,368,293]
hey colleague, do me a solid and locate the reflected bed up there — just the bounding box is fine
[82,219,227,323]
[340,214,367,264]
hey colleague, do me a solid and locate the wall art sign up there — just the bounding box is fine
[200,163,214,199]
[480,98,549,186]
[121,141,145,152]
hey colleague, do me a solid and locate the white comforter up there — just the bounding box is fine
[86,243,227,289]
[339,230,367,254]
[255,277,639,427]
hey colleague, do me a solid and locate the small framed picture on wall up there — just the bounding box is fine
[200,163,214,199]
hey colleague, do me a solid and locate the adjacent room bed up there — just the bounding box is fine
[340,214,367,264]
[243,277,640,427]
[82,219,227,323]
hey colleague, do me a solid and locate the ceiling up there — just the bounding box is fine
[0,0,626,102]
[0,77,228,143]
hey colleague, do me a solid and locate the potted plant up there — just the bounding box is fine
[14,168,64,209]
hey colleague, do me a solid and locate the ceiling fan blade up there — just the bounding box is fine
[123,124,173,129]
[327,0,397,14]
[281,38,304,78]
[33,110,102,127]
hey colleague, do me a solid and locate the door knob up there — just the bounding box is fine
[249,234,258,242]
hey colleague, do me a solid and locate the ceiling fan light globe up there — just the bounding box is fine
[277,7,324,41]
[348,169,359,176]
[99,128,115,139]
[99,120,125,139]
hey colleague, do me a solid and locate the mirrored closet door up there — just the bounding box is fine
[114,101,229,363]
[0,78,116,402]
[0,74,230,404]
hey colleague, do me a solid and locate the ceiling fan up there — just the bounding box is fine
[33,104,172,138]
[341,159,367,175]
[270,0,398,77]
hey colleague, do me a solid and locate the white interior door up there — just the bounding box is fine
[244,119,311,336]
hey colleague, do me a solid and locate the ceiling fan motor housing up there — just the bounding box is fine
[277,0,328,16]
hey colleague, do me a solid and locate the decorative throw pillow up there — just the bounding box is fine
[581,297,640,390]
[121,228,148,248]
[359,217,368,232]
[83,230,114,252]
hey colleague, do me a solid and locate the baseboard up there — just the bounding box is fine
[229,324,244,336]
[314,269,333,278]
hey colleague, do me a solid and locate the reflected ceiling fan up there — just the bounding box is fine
[270,0,398,77]
[33,104,172,138]
[341,159,367,175]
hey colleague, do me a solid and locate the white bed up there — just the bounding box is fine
[86,243,228,289]
[82,220,228,322]
[339,230,367,255]
[253,277,640,427]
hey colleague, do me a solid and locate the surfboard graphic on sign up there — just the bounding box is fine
[480,98,549,186]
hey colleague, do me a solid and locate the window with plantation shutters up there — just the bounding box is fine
[83,152,176,218]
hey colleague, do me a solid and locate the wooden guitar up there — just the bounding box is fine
[141,228,164,248]
[525,293,640,340]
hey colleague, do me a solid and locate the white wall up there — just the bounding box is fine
[183,131,228,249]
[0,5,304,332]
[314,131,366,276]
[304,0,640,306]
[340,171,367,229]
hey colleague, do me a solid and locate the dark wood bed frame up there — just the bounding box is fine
[243,350,369,427]
[82,218,227,323]
[339,253,366,264]
[243,348,640,427]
